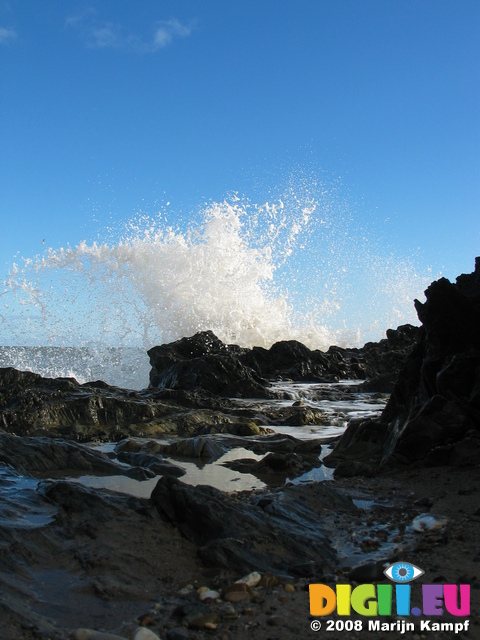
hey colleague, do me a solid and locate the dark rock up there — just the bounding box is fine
[239,433,323,455]
[333,459,377,478]
[116,449,186,477]
[0,367,178,440]
[151,476,354,576]
[0,324,420,443]
[148,327,419,398]
[326,258,480,472]
[0,366,270,441]
[148,331,270,398]
[0,432,150,479]
[0,461,59,529]
[244,339,334,381]
[223,450,323,483]
[40,479,142,516]
[159,436,227,460]
[324,418,388,469]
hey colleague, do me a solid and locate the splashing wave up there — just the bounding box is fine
[2,186,432,355]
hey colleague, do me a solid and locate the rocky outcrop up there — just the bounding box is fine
[148,326,419,396]
[326,258,480,473]
[148,331,270,398]
[0,368,177,440]
[151,475,354,577]
[0,318,419,443]
[0,368,266,440]
[0,432,152,479]
[246,325,419,389]
[0,321,419,441]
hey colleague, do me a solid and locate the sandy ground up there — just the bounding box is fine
[0,463,478,640]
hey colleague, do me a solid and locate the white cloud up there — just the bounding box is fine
[0,26,17,44]
[153,19,192,50]
[89,23,121,49]
[65,13,193,53]
[65,9,96,30]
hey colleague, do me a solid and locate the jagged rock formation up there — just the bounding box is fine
[0,368,266,440]
[148,325,419,396]
[0,368,175,440]
[326,257,480,473]
[148,331,270,397]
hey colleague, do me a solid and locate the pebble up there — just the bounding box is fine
[224,590,251,603]
[178,585,194,596]
[73,631,128,640]
[284,583,295,592]
[204,622,218,630]
[412,513,448,533]
[198,588,220,601]
[223,582,251,602]
[133,629,162,640]
[235,571,261,587]
[218,603,238,620]
[258,573,280,588]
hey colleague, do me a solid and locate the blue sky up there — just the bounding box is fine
[0,1,479,346]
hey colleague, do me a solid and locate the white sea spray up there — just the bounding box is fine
[1,179,432,385]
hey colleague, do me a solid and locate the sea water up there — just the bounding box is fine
[0,345,150,389]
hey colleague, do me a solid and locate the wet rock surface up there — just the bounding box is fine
[222,450,323,484]
[326,258,480,472]
[151,476,351,577]
[0,368,177,440]
[0,368,269,441]
[148,326,419,396]
[0,432,151,479]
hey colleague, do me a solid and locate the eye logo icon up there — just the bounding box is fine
[384,562,424,583]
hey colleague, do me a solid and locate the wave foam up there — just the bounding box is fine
[2,185,432,355]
